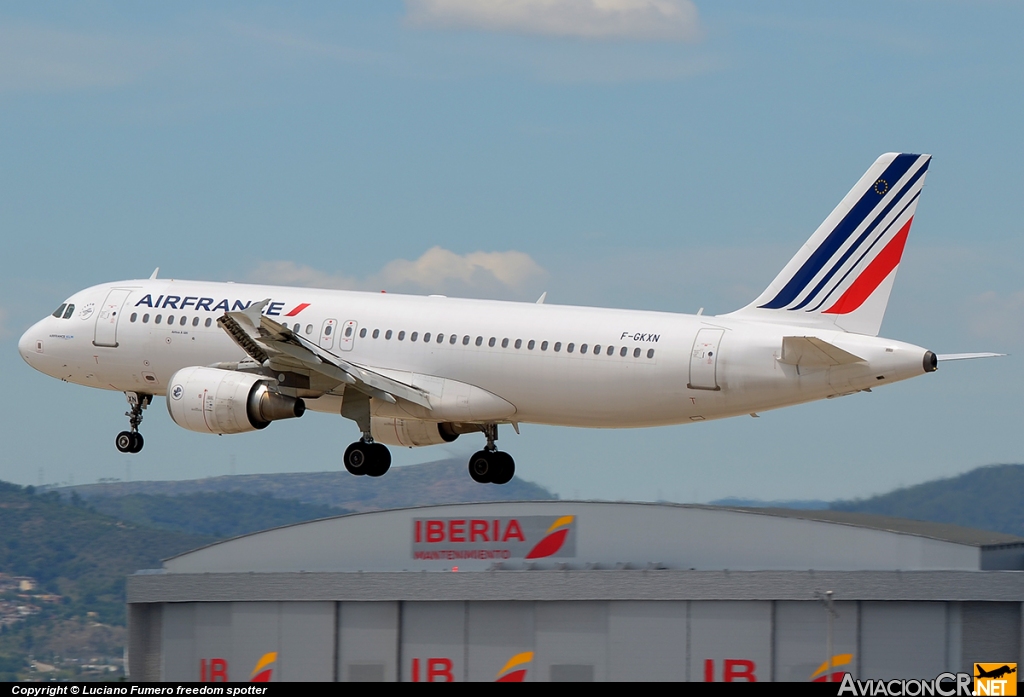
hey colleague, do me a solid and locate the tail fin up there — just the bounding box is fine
[728,153,931,336]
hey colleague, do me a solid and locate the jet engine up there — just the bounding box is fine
[370,417,459,447]
[166,366,305,435]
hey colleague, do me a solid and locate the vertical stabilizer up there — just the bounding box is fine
[727,153,930,336]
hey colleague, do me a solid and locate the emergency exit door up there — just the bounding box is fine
[688,328,724,391]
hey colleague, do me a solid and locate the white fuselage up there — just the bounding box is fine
[19,279,932,430]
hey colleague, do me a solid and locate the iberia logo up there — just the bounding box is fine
[809,654,853,682]
[975,663,1017,696]
[525,516,574,559]
[495,651,533,682]
[250,652,277,682]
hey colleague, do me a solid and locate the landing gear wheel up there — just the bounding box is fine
[469,450,494,484]
[367,443,392,477]
[115,431,134,454]
[490,451,515,485]
[344,442,370,476]
[129,432,144,453]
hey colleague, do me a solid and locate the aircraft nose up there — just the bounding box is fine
[18,321,43,367]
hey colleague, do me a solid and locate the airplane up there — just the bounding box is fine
[18,153,1000,484]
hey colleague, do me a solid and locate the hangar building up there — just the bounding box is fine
[127,501,1024,682]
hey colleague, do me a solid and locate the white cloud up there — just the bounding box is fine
[249,247,547,300]
[405,0,702,42]
[0,22,165,93]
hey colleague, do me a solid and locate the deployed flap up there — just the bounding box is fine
[779,336,864,367]
[217,301,432,409]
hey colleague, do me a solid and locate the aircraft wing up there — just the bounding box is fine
[216,300,432,409]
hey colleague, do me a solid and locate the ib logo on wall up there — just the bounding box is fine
[199,652,277,682]
[974,663,1017,696]
[412,515,576,562]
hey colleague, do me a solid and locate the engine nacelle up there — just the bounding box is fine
[167,366,305,435]
[370,417,459,448]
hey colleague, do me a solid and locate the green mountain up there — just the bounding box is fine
[829,464,1024,537]
[86,491,347,538]
[0,482,212,624]
[61,458,558,511]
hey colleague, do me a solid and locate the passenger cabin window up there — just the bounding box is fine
[515,339,522,349]
[167,315,175,325]
[386,330,393,340]
[451,335,458,345]
[593,344,601,354]
[528,340,535,350]
[306,325,314,335]
[324,324,332,336]
[463,335,470,345]
[475,336,483,346]
[398,331,406,341]
[143,314,150,323]
[155,315,162,324]
[372,329,380,339]
[359,328,367,338]
[205,318,212,327]
[567,343,574,353]
[410,332,418,341]
[633,347,641,358]
[345,326,353,337]
[437,334,445,344]
[180,316,187,326]
[541,341,549,351]
[647,349,655,358]
[130,313,137,322]
[620,347,627,357]
[423,332,431,342]
[488,337,496,347]
[193,317,200,327]
[63,304,75,319]
[554,342,562,352]
[580,343,588,353]
[52,304,67,319]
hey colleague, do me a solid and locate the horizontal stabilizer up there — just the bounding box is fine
[936,352,1005,362]
[779,336,864,367]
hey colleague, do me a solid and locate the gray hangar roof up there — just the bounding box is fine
[158,501,1024,575]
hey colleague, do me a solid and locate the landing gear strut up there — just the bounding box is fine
[116,392,152,454]
[340,388,392,477]
[468,424,515,484]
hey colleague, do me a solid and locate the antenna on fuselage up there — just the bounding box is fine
[149,267,160,280]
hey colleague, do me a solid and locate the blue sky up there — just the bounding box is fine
[2,1,1022,503]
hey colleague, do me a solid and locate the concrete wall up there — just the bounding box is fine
[134,598,1022,682]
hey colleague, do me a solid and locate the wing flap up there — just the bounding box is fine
[217,300,432,409]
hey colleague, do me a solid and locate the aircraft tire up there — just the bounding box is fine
[490,451,515,485]
[344,442,370,476]
[468,451,493,483]
[367,443,392,477]
[129,432,145,453]
[115,431,134,453]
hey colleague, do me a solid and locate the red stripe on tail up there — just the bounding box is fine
[823,217,912,315]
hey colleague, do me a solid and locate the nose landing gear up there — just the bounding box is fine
[468,424,515,484]
[116,392,151,454]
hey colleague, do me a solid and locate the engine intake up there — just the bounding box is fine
[167,366,305,435]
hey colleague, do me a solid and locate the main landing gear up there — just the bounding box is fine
[115,392,152,454]
[468,424,515,485]
[343,439,392,478]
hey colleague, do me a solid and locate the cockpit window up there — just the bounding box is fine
[52,304,67,319]
[62,304,75,319]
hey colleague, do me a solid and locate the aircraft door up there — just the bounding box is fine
[93,288,133,348]
[338,320,357,352]
[319,319,338,350]
[688,328,725,391]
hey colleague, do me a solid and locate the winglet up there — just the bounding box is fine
[233,298,270,328]
[149,267,160,280]
[536,292,547,304]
